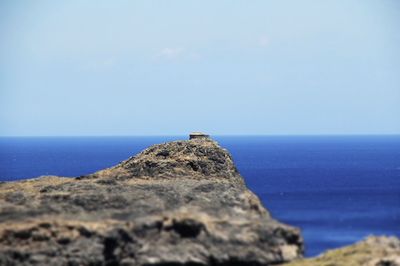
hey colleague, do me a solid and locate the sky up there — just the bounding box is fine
[0,0,399,136]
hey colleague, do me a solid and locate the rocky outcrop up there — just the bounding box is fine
[281,236,400,266]
[0,136,303,266]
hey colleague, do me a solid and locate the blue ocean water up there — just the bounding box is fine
[0,136,399,256]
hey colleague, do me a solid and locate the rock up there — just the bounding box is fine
[86,137,241,181]
[0,136,303,265]
[281,236,400,266]
[189,132,210,140]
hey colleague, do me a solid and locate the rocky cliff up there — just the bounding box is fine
[0,136,303,266]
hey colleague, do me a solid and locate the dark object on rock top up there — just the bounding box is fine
[0,134,303,266]
[189,132,210,140]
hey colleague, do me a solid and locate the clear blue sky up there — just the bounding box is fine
[1,0,399,136]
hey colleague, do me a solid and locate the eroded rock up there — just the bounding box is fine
[0,136,303,265]
[281,236,400,266]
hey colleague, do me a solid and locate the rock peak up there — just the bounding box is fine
[91,136,242,182]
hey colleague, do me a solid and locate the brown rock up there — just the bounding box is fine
[281,236,400,266]
[0,136,303,265]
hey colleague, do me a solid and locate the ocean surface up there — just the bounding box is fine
[0,136,399,256]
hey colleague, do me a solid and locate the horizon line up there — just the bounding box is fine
[1,133,400,138]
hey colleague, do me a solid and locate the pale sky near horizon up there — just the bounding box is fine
[1,0,399,136]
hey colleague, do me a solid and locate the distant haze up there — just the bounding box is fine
[1,1,399,136]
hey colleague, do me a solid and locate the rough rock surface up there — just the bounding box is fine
[0,137,303,266]
[281,236,400,266]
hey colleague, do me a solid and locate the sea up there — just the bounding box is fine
[0,135,399,256]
